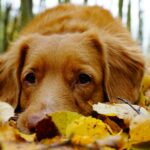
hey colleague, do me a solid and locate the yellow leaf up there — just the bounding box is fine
[66,116,111,145]
[40,136,63,145]
[142,75,150,91]
[129,115,150,144]
[16,130,35,142]
[0,123,35,143]
[139,75,150,106]
[139,90,147,106]
[0,123,22,142]
[102,147,116,150]
[50,111,82,136]
[71,135,94,145]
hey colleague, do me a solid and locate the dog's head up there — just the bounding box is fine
[0,32,144,133]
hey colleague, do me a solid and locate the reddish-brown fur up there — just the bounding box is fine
[0,4,144,133]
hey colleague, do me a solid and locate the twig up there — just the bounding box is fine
[117,97,140,114]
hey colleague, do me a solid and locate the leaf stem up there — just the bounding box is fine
[117,97,140,114]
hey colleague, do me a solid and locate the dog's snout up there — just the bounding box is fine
[27,114,44,133]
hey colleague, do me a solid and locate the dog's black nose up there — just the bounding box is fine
[27,114,43,133]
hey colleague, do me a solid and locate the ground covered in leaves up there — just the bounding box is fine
[0,75,150,150]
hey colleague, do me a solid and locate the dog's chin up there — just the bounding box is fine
[17,117,31,134]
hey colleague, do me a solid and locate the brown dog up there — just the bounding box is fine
[0,4,144,133]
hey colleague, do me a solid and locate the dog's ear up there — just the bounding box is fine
[104,34,145,102]
[0,36,29,108]
[85,31,145,103]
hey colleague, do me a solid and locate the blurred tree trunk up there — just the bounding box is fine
[0,0,1,19]
[148,40,150,53]
[58,0,70,3]
[64,0,70,2]
[0,0,2,52]
[39,0,46,11]
[20,0,33,28]
[3,4,11,51]
[127,0,131,31]
[118,0,123,18]
[138,0,143,43]
[84,0,88,5]
[9,16,18,41]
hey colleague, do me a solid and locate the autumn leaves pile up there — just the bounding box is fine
[0,76,150,150]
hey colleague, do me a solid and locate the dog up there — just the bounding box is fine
[0,4,144,133]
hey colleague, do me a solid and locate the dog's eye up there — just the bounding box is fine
[78,73,92,84]
[24,72,36,85]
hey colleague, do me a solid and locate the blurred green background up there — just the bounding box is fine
[0,0,150,59]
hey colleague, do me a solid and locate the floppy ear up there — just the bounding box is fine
[103,34,145,102]
[0,37,29,109]
[85,31,145,103]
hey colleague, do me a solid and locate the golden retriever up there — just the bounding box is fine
[0,4,144,133]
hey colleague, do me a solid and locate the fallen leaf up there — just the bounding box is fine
[0,102,14,123]
[142,75,150,91]
[35,116,60,141]
[102,116,122,133]
[95,135,124,149]
[0,123,24,142]
[0,123,36,145]
[129,115,150,144]
[40,136,67,145]
[139,75,150,107]
[35,111,82,141]
[16,130,35,142]
[1,142,46,150]
[66,116,112,145]
[93,103,149,125]
[50,111,82,136]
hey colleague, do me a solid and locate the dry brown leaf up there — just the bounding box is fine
[102,116,122,133]
[35,116,60,141]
